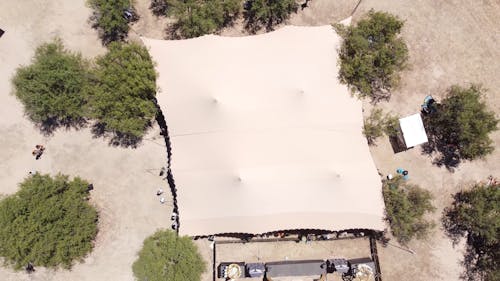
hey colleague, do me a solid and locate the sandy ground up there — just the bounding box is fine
[0,1,170,281]
[216,239,371,263]
[1,0,499,281]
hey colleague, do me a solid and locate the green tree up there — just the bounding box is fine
[166,0,241,38]
[244,0,298,32]
[12,40,91,133]
[363,108,399,145]
[88,0,133,45]
[151,0,170,16]
[423,85,498,168]
[0,174,98,270]
[442,182,500,281]
[382,176,435,245]
[133,230,206,281]
[336,10,408,102]
[89,42,157,146]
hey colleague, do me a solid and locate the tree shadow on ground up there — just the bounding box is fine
[388,134,407,154]
[458,245,485,281]
[441,199,496,281]
[420,114,461,171]
[37,117,88,137]
[90,123,143,148]
[164,23,182,40]
[150,0,169,16]
[88,16,127,46]
[35,118,144,148]
[242,2,299,34]
[163,15,239,40]
[243,13,276,34]
[441,193,464,244]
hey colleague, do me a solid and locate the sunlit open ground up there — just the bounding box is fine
[0,0,499,280]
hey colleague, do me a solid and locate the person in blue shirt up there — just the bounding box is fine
[396,168,409,180]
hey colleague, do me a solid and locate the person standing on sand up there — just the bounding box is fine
[32,144,45,160]
[159,167,166,176]
[156,188,164,196]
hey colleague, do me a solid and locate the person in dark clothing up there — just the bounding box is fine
[26,262,35,273]
[301,0,311,10]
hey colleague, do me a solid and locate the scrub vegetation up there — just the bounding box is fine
[150,0,170,15]
[166,0,242,38]
[363,108,400,145]
[89,42,158,145]
[423,84,498,168]
[243,0,298,32]
[12,40,91,132]
[12,40,157,146]
[88,0,137,45]
[132,230,206,281]
[336,10,408,103]
[382,176,435,245]
[0,174,98,270]
[442,182,500,281]
[151,0,299,38]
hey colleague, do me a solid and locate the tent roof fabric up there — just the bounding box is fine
[141,26,385,236]
[399,114,429,147]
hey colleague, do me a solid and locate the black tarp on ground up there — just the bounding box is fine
[266,260,326,277]
[0,29,5,38]
[246,263,265,277]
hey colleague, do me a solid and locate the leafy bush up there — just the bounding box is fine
[12,40,158,146]
[0,174,98,269]
[244,0,298,32]
[382,176,435,245]
[336,10,408,102]
[442,182,500,281]
[363,108,399,145]
[89,42,157,145]
[88,0,134,45]
[12,40,91,132]
[151,0,170,16]
[383,114,400,137]
[133,230,206,281]
[166,0,241,38]
[423,85,498,168]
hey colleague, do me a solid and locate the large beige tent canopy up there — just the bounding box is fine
[142,26,385,236]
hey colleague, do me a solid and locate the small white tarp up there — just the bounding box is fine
[399,114,428,148]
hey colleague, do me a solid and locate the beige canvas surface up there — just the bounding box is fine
[142,25,385,236]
